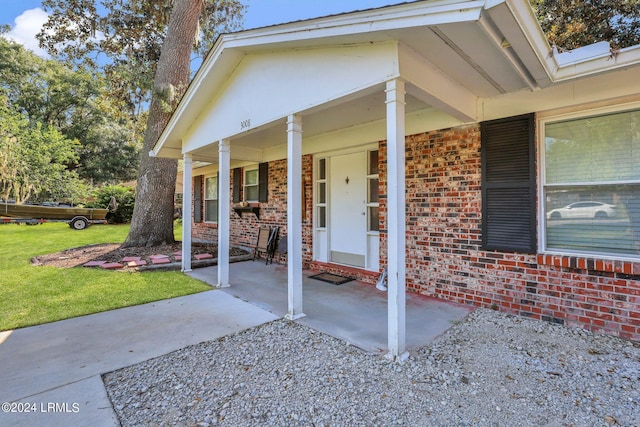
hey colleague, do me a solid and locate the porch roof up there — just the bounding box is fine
[151,0,640,163]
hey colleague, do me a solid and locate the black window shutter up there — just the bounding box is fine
[193,175,203,223]
[232,168,241,203]
[481,114,536,253]
[258,162,269,202]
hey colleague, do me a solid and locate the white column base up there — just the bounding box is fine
[385,350,409,363]
[284,312,306,321]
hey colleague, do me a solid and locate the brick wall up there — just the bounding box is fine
[380,125,640,341]
[192,155,314,263]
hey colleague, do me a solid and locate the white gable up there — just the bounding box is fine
[183,42,400,154]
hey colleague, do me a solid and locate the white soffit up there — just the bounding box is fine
[483,0,552,87]
[399,42,478,121]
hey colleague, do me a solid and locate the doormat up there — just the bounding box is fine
[309,272,354,285]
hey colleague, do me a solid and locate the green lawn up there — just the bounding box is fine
[0,222,211,331]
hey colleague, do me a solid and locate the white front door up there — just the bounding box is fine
[329,152,367,267]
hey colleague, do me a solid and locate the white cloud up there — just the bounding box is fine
[5,8,50,57]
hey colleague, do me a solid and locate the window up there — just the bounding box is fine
[316,158,327,228]
[541,105,640,258]
[244,168,259,202]
[367,150,379,232]
[204,175,218,222]
[233,164,268,204]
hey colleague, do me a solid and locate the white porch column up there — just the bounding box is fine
[181,153,193,272]
[217,140,231,288]
[386,79,408,362]
[286,114,305,320]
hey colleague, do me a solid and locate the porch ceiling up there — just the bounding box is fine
[151,0,556,162]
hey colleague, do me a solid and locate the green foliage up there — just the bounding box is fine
[0,38,140,186]
[89,185,136,223]
[0,222,208,331]
[38,0,246,119]
[0,90,26,201]
[530,0,640,50]
[79,121,140,184]
[0,91,83,203]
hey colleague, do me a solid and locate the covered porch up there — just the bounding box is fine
[151,1,586,361]
[188,261,472,353]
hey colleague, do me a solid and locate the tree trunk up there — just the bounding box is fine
[123,0,204,247]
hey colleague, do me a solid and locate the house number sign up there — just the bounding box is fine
[240,119,251,130]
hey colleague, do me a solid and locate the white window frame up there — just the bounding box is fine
[366,149,380,234]
[538,101,640,260]
[204,175,218,223]
[243,167,259,203]
[315,157,327,230]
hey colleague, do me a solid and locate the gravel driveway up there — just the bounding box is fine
[104,309,640,426]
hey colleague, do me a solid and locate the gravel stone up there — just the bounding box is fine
[103,309,640,426]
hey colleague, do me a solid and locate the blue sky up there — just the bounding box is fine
[1,0,411,57]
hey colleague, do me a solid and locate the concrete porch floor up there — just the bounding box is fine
[188,260,473,354]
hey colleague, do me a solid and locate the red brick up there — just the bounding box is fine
[83,260,107,267]
[100,262,124,269]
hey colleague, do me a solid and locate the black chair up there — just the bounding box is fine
[265,227,279,265]
[276,236,287,264]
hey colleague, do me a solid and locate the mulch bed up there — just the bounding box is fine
[32,242,249,269]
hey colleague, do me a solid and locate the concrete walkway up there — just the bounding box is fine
[0,291,278,427]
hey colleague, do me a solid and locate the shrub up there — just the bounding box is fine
[88,185,135,223]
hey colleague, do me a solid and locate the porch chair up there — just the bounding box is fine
[253,227,271,262]
[253,226,279,264]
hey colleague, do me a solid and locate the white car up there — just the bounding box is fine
[546,201,617,220]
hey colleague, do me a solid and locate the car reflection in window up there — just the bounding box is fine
[546,201,617,220]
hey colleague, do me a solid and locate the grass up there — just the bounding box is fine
[0,222,211,331]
